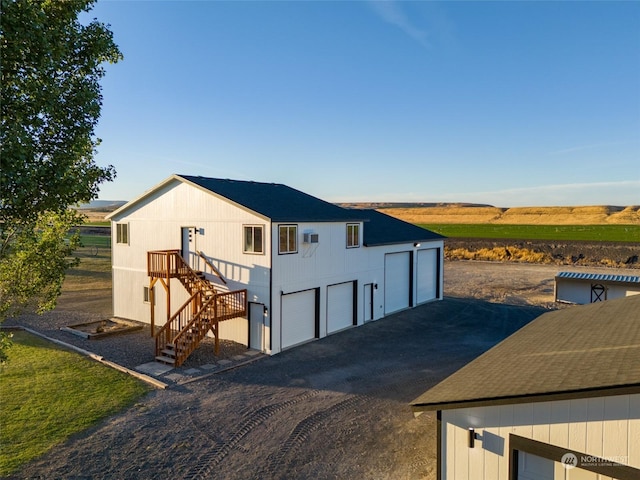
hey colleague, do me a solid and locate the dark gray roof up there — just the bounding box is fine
[180,175,444,246]
[556,271,640,284]
[356,209,445,246]
[411,294,640,412]
[180,175,361,222]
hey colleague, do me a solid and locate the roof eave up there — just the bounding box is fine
[410,383,640,413]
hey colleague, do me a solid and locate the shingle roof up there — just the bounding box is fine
[411,294,640,412]
[180,175,361,222]
[356,209,444,246]
[181,176,444,245]
[556,271,640,284]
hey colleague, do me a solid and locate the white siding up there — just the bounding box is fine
[110,180,270,347]
[440,394,640,480]
[556,279,640,304]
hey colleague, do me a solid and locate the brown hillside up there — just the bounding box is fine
[379,205,640,225]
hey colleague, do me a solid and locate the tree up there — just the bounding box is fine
[0,0,121,361]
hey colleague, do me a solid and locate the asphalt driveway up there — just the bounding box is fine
[12,297,546,480]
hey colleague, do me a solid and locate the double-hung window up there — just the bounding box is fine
[279,225,297,254]
[347,223,360,248]
[244,225,264,254]
[116,223,129,244]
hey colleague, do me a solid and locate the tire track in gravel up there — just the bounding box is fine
[258,394,370,479]
[183,388,323,480]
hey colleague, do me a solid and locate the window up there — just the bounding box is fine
[347,223,360,248]
[244,225,264,254]
[116,223,129,244]
[143,286,155,304]
[279,225,297,254]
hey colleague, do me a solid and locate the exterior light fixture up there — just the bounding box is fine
[469,428,481,448]
[414,242,421,248]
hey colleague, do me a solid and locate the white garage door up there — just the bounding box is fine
[385,252,410,314]
[281,289,316,349]
[327,282,354,334]
[416,248,438,304]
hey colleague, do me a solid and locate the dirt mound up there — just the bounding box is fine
[445,238,640,269]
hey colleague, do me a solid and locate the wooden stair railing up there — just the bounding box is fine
[155,289,248,367]
[149,250,248,367]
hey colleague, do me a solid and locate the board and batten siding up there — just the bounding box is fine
[441,393,640,480]
[111,179,271,346]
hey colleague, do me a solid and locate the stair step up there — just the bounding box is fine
[161,349,176,357]
[155,355,175,365]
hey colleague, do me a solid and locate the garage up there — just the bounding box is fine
[416,248,438,304]
[281,288,317,349]
[385,252,410,314]
[327,281,355,334]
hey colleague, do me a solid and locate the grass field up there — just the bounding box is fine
[0,331,150,476]
[419,224,640,242]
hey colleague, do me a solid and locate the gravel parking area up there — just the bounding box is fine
[7,260,559,480]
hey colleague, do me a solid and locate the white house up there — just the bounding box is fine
[555,271,640,304]
[107,174,444,362]
[411,294,640,480]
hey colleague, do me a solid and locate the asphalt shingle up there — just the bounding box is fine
[411,294,640,411]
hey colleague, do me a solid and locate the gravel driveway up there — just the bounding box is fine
[10,272,547,480]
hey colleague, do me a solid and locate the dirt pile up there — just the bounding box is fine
[446,238,640,269]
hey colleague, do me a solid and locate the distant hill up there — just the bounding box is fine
[338,202,493,209]
[379,205,640,225]
[76,200,127,211]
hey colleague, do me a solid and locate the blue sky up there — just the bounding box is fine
[85,0,640,207]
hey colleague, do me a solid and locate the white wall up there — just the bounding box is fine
[110,179,271,347]
[556,279,640,304]
[441,393,640,479]
[269,220,444,353]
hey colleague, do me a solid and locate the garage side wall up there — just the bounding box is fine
[440,393,640,480]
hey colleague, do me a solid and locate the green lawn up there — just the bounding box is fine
[0,331,150,476]
[419,224,640,242]
[79,234,111,249]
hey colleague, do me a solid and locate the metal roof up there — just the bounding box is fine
[556,271,640,284]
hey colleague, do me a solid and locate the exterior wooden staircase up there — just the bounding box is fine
[147,250,247,367]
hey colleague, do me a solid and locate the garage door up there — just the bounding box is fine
[416,248,438,304]
[327,282,354,334]
[281,289,317,349]
[385,252,410,314]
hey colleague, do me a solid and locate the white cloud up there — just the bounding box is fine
[368,1,430,48]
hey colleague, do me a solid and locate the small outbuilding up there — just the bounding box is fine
[555,271,640,304]
[411,294,640,480]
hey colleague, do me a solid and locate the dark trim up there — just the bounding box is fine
[314,287,320,338]
[436,247,441,299]
[409,250,414,307]
[352,280,358,325]
[411,384,640,412]
[508,438,519,480]
[269,220,273,352]
[509,434,640,480]
[363,283,374,322]
[436,410,442,480]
